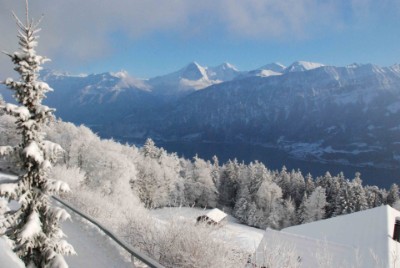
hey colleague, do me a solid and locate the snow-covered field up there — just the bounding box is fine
[149,206,265,252]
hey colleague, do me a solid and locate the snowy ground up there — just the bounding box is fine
[0,172,133,268]
[0,237,24,267]
[149,206,265,252]
[61,207,132,268]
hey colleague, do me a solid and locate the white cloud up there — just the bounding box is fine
[216,0,341,39]
[0,0,398,77]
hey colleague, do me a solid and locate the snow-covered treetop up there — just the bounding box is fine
[2,3,52,108]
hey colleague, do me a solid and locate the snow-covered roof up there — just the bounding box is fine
[204,208,227,223]
[255,205,400,268]
[253,228,357,268]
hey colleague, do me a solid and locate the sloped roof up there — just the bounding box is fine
[253,228,357,267]
[204,208,227,223]
[281,205,400,268]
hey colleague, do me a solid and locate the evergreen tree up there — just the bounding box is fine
[305,173,315,196]
[276,166,290,198]
[0,2,74,266]
[246,202,258,227]
[365,185,385,208]
[185,156,218,208]
[211,155,220,187]
[142,138,162,159]
[266,201,284,229]
[302,186,327,223]
[333,179,355,216]
[255,180,282,214]
[387,183,400,206]
[233,187,250,223]
[289,170,306,207]
[316,172,340,217]
[218,159,241,208]
[134,154,171,208]
[297,193,308,224]
[280,198,296,228]
[351,173,368,212]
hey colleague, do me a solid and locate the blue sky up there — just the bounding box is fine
[1,0,400,78]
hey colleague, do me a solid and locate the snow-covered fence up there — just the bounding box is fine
[52,196,164,268]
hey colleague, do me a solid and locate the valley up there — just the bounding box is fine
[2,60,400,188]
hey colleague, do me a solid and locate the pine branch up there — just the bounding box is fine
[33,15,44,30]
[12,11,27,32]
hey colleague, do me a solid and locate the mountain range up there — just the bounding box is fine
[2,60,400,170]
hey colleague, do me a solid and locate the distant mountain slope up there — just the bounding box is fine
[39,71,159,136]
[157,63,400,168]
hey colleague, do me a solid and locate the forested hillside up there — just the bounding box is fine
[1,110,398,229]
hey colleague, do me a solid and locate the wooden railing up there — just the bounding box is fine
[52,196,164,268]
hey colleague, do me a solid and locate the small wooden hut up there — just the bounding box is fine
[197,208,227,225]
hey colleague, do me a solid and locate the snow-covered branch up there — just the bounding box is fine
[0,146,14,157]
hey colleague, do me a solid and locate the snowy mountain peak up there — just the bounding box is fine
[180,62,209,80]
[207,62,240,81]
[109,71,150,91]
[346,63,363,69]
[110,70,129,79]
[285,61,324,73]
[215,62,239,72]
[240,62,285,79]
[258,62,286,73]
[40,69,88,80]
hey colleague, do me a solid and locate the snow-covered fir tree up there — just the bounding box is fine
[301,186,327,223]
[185,156,218,208]
[142,138,162,159]
[218,159,241,207]
[351,173,368,212]
[280,198,296,228]
[304,173,315,196]
[387,183,400,206]
[0,1,74,266]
